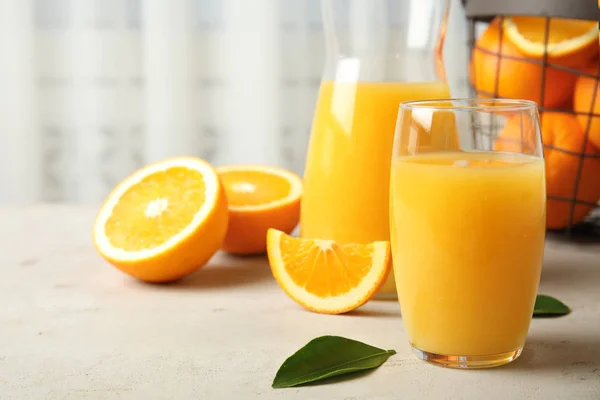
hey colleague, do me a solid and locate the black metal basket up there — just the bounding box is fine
[464,0,600,239]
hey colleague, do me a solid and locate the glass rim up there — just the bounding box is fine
[400,98,538,112]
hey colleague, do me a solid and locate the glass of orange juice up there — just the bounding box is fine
[390,99,546,368]
[301,0,451,299]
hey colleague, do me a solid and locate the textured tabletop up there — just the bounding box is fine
[1,205,599,399]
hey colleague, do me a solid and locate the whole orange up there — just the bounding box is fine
[573,66,600,149]
[471,19,577,108]
[496,112,600,230]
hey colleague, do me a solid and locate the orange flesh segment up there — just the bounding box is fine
[219,170,292,206]
[280,234,374,297]
[105,167,206,251]
[511,17,597,44]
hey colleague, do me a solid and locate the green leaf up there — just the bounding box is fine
[272,336,396,389]
[533,294,570,317]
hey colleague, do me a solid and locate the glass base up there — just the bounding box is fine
[411,345,523,369]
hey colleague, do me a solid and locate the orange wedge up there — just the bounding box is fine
[266,229,391,314]
[503,16,598,65]
[93,157,228,283]
[217,165,302,255]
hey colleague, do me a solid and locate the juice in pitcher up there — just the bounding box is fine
[301,81,450,295]
[301,0,451,298]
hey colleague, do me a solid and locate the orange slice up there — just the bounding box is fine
[216,165,302,255]
[503,16,598,64]
[93,157,228,282]
[266,229,391,314]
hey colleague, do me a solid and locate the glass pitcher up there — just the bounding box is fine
[301,0,451,299]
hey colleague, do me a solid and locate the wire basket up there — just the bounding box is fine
[464,0,600,239]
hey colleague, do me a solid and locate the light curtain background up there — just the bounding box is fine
[0,0,469,204]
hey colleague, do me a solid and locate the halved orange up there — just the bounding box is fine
[266,229,391,314]
[471,18,577,108]
[93,157,228,282]
[216,165,302,255]
[503,16,598,65]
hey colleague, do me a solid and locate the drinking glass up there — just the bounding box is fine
[390,99,546,368]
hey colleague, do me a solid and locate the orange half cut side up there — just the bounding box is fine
[217,165,302,255]
[93,157,229,282]
[503,16,598,63]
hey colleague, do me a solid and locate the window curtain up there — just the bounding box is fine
[0,0,468,204]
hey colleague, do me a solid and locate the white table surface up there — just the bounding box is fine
[1,205,599,400]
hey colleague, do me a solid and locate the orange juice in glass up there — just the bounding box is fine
[390,99,546,368]
[301,0,451,298]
